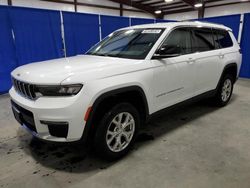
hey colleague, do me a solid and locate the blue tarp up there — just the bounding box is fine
[63,12,100,56]
[239,13,250,78]
[9,7,63,66]
[131,17,155,26]
[198,14,241,38]
[101,15,129,38]
[0,5,249,94]
[0,6,17,93]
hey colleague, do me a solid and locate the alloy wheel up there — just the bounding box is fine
[106,112,135,152]
[221,79,232,102]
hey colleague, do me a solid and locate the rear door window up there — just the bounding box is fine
[212,29,220,49]
[191,28,216,53]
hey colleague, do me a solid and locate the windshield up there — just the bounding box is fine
[86,28,165,59]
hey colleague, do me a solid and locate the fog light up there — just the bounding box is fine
[40,121,69,138]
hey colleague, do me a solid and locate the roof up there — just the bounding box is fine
[124,21,232,31]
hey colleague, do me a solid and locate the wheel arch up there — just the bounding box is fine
[217,63,238,89]
[81,85,149,142]
[222,63,238,82]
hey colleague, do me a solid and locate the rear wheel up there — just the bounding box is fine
[94,103,140,160]
[213,74,234,106]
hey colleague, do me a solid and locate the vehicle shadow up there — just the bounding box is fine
[17,94,238,173]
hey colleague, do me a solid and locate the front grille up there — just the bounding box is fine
[12,78,36,100]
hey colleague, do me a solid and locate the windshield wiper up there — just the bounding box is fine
[91,53,117,57]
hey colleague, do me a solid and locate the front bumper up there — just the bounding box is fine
[9,87,89,142]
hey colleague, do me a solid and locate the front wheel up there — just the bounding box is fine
[213,74,234,107]
[93,103,140,160]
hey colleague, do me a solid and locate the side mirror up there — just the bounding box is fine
[152,45,181,59]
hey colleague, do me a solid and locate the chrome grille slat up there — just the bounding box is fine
[15,80,18,92]
[12,78,36,100]
[27,84,33,99]
[19,81,24,95]
[15,80,18,91]
[18,81,21,94]
[17,81,22,94]
[23,83,29,98]
[14,79,18,92]
[15,80,18,90]
[30,84,36,98]
[21,83,27,96]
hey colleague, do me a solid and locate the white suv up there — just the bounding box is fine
[10,21,242,159]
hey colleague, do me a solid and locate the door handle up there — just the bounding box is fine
[187,58,195,64]
[219,54,224,59]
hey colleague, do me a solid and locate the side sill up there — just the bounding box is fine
[146,89,216,123]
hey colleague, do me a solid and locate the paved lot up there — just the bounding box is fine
[0,79,250,188]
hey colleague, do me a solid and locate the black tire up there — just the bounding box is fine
[213,74,234,107]
[93,103,140,160]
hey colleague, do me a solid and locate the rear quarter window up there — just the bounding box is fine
[215,29,233,48]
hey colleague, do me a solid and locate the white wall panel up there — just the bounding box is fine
[77,0,119,8]
[205,3,250,17]
[12,0,74,11]
[163,3,250,21]
[123,4,154,18]
[164,11,198,20]
[77,5,119,16]
[76,0,120,15]
[123,5,139,10]
[9,0,154,18]
[5,0,250,19]
[0,0,7,5]
[123,10,154,19]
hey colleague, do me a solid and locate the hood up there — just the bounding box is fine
[11,55,148,84]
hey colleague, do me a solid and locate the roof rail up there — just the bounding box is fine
[179,20,225,27]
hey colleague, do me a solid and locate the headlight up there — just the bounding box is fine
[35,84,83,97]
